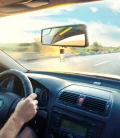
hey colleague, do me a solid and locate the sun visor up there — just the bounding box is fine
[18,0,49,8]
[0,0,102,17]
[0,0,24,6]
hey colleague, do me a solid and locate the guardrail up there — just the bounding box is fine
[20,51,120,61]
[22,52,40,61]
[21,52,80,61]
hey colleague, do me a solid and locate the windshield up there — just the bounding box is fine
[1,0,120,76]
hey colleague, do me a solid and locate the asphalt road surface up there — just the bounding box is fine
[21,53,120,76]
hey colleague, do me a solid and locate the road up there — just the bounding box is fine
[21,53,120,76]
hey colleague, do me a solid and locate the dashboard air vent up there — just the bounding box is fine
[82,97,107,113]
[59,92,79,104]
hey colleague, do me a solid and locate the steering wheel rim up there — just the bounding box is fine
[0,69,33,97]
[0,69,33,124]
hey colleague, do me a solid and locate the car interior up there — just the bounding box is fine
[0,0,120,138]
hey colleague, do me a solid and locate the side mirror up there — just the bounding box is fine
[41,24,89,47]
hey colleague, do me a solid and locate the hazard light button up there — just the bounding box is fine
[78,98,84,104]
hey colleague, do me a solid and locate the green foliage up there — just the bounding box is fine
[19,43,32,46]
[90,41,103,52]
[33,42,40,52]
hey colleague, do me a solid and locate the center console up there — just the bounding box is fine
[48,108,105,138]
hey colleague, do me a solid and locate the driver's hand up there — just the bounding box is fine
[14,93,38,124]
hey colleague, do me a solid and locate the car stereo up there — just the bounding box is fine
[48,108,104,138]
[60,118,87,137]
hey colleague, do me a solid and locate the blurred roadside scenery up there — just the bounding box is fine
[1,40,120,61]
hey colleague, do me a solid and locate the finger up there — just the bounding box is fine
[29,93,37,100]
[34,105,38,110]
[35,109,37,114]
[21,98,25,101]
[18,98,25,103]
[33,100,38,105]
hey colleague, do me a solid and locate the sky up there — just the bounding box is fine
[0,0,120,46]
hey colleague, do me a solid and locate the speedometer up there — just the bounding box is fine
[39,89,49,106]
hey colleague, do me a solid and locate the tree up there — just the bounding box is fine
[91,41,103,52]
[33,38,41,52]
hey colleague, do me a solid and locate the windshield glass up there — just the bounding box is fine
[0,0,120,76]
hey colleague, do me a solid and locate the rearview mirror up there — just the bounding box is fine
[41,24,89,47]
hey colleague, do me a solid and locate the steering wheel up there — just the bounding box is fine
[0,69,33,124]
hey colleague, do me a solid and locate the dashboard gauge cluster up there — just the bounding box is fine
[0,77,49,107]
[35,87,49,107]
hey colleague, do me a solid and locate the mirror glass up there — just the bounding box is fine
[41,24,87,47]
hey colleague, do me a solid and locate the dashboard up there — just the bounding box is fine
[1,71,120,138]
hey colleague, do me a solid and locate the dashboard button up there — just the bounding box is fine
[88,129,93,133]
[63,133,67,137]
[78,98,84,104]
[53,129,57,134]
[57,118,60,121]
[91,123,96,126]
[59,130,62,135]
[88,133,92,136]
[67,134,73,138]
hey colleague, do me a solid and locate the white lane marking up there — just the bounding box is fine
[94,61,109,66]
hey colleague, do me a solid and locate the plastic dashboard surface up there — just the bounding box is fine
[27,72,120,138]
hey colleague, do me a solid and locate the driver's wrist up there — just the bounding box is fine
[12,112,25,127]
